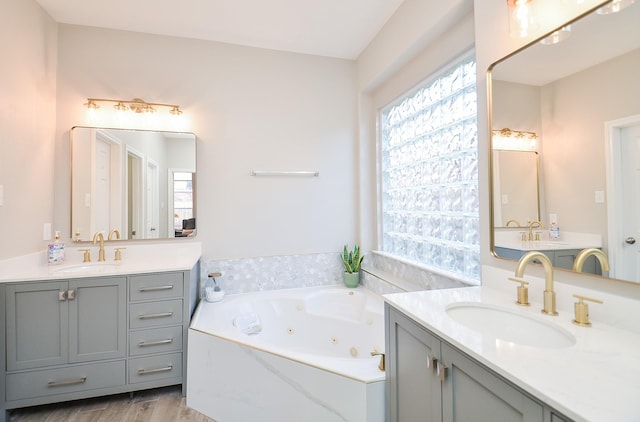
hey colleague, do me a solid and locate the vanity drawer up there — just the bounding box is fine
[128,353,182,384]
[129,273,184,301]
[129,299,183,329]
[6,360,125,401]
[129,326,183,356]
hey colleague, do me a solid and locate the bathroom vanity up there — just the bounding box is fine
[384,282,640,421]
[0,243,200,422]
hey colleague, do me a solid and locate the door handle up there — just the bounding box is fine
[625,237,636,245]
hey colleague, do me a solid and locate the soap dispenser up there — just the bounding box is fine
[203,272,225,302]
[48,231,65,265]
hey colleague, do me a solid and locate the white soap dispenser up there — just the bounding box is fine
[203,272,225,302]
[48,231,65,264]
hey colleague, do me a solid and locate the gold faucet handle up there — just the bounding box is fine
[79,249,91,263]
[508,277,530,306]
[114,247,126,261]
[370,351,385,371]
[572,294,603,327]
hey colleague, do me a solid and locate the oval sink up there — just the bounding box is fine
[54,263,120,274]
[446,302,575,349]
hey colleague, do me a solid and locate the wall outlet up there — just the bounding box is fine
[501,194,509,204]
[595,190,605,203]
[549,213,558,225]
[43,223,52,241]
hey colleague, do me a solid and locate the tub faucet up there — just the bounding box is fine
[573,248,610,273]
[108,229,120,241]
[515,251,557,316]
[92,232,106,262]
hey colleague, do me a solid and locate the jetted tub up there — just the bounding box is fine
[186,285,386,422]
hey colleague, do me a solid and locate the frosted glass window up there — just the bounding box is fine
[380,53,479,281]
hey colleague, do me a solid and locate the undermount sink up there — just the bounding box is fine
[54,263,120,274]
[446,302,576,349]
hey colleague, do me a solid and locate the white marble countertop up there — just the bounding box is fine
[384,286,640,422]
[0,241,201,283]
[494,230,602,251]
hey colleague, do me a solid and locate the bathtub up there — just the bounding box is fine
[186,285,386,422]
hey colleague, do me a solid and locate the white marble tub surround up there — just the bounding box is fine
[384,269,640,421]
[0,241,201,282]
[187,284,386,422]
[494,229,602,251]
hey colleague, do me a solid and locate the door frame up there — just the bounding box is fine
[604,114,640,280]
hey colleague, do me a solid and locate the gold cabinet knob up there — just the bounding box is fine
[508,277,530,306]
[572,294,603,327]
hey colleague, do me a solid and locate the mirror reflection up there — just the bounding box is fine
[492,150,540,228]
[489,1,640,283]
[71,127,196,241]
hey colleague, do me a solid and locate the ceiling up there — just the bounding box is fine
[35,0,406,60]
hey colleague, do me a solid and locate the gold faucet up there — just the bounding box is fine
[573,248,610,273]
[515,251,558,315]
[527,220,544,241]
[108,229,121,241]
[92,232,106,262]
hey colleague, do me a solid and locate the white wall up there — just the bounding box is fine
[53,24,358,260]
[0,0,57,260]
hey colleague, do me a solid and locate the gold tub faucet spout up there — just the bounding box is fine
[515,251,557,316]
[92,232,106,262]
[108,229,121,241]
[573,248,610,273]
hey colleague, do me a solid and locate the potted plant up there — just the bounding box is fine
[342,244,364,288]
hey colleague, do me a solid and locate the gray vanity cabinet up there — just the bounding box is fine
[386,304,567,422]
[6,277,126,371]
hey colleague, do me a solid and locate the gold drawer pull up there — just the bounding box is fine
[48,377,87,387]
[139,312,173,319]
[139,285,174,292]
[138,365,173,375]
[138,338,174,347]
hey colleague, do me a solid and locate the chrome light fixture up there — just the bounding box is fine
[84,97,183,115]
[492,128,538,151]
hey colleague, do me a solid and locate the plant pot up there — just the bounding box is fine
[343,271,360,288]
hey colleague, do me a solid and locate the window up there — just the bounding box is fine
[173,171,194,230]
[380,53,479,281]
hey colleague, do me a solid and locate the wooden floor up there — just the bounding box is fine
[9,386,216,422]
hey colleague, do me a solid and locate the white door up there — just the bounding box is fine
[619,123,640,281]
[146,160,160,238]
[127,150,144,239]
[606,116,640,282]
[94,137,111,235]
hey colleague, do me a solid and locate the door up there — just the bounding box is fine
[68,277,126,363]
[6,282,69,370]
[127,148,144,239]
[441,343,543,422]
[606,116,640,282]
[387,305,442,422]
[146,159,160,238]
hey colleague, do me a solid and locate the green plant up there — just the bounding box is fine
[342,244,364,273]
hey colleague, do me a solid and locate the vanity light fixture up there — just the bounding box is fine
[539,25,572,45]
[507,0,538,38]
[83,97,183,116]
[492,128,538,151]
[596,0,635,14]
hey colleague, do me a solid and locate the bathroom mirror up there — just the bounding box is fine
[492,150,540,228]
[71,127,197,241]
[489,0,640,283]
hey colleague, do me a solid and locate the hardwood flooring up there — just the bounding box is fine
[9,386,216,422]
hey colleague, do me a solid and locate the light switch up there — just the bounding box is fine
[502,194,509,204]
[43,223,51,241]
[595,190,605,203]
[0,184,3,206]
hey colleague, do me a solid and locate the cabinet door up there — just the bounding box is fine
[386,305,442,422]
[68,277,126,363]
[6,282,69,371]
[441,343,543,422]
